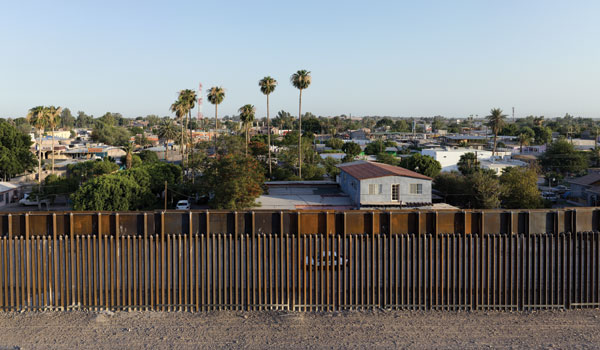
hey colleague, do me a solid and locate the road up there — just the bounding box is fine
[0,309,599,349]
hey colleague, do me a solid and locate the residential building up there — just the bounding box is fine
[566,172,600,206]
[336,161,432,208]
[421,148,512,172]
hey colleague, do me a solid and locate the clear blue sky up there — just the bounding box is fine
[1,0,599,119]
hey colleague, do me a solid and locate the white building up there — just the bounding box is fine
[480,159,528,176]
[337,161,432,208]
[421,148,512,172]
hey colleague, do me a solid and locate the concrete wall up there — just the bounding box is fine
[359,176,432,206]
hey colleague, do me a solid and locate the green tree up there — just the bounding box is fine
[500,167,543,209]
[91,121,131,146]
[170,99,188,162]
[457,152,480,176]
[71,173,153,211]
[179,89,197,165]
[486,108,507,156]
[540,138,587,175]
[326,138,344,150]
[321,156,341,179]
[290,70,312,178]
[433,172,471,208]
[518,130,533,153]
[67,158,118,184]
[0,120,37,180]
[399,153,441,177]
[470,170,501,209]
[259,76,277,178]
[239,104,256,156]
[138,150,159,163]
[364,139,396,155]
[341,142,361,162]
[27,106,49,186]
[123,142,134,169]
[75,111,94,128]
[157,118,178,162]
[207,86,225,132]
[533,126,552,145]
[59,108,75,129]
[199,154,265,209]
[376,152,399,166]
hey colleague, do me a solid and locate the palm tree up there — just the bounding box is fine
[486,108,507,157]
[239,104,256,156]
[259,76,277,178]
[46,106,62,174]
[207,86,225,144]
[290,70,311,178]
[27,106,49,186]
[518,132,532,153]
[170,99,187,164]
[179,89,197,164]
[157,119,178,162]
[123,142,134,169]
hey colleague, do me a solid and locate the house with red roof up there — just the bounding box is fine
[336,161,432,208]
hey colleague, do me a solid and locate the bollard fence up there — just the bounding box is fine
[0,232,599,311]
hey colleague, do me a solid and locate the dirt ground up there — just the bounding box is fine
[0,309,599,349]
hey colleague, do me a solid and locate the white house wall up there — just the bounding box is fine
[359,176,431,205]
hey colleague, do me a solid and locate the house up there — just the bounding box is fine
[336,161,432,208]
[566,172,600,206]
[0,182,19,207]
[421,148,513,172]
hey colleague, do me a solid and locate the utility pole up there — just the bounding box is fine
[164,181,167,210]
[512,107,515,123]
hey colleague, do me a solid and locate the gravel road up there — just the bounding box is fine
[0,309,599,349]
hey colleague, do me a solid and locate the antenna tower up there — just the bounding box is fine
[197,82,204,120]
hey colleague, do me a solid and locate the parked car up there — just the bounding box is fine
[554,185,568,194]
[19,193,50,207]
[175,200,191,210]
[542,191,559,202]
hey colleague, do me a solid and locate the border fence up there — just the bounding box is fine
[0,209,599,311]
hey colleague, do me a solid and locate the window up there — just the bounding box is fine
[391,184,399,201]
[410,183,423,194]
[368,184,382,195]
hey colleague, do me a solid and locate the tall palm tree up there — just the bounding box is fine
[207,86,225,145]
[157,119,178,162]
[170,99,187,164]
[179,89,197,164]
[239,104,256,156]
[259,76,277,178]
[46,106,62,174]
[486,108,507,157]
[27,106,49,187]
[290,70,311,178]
[518,132,532,153]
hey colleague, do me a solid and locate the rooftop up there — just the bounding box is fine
[255,182,353,210]
[567,173,600,186]
[337,161,432,181]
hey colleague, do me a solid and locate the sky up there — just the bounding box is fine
[1,0,599,120]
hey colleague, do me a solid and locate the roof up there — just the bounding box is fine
[337,161,432,181]
[0,182,18,193]
[567,173,600,186]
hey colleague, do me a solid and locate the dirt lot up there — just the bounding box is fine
[0,309,599,349]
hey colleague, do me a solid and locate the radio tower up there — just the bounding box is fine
[197,82,204,121]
